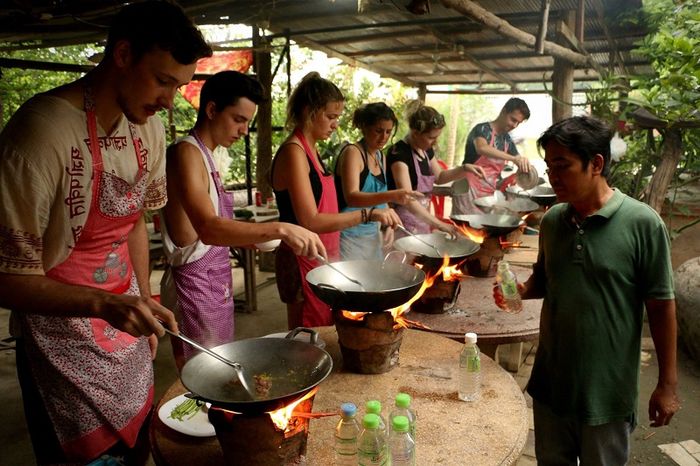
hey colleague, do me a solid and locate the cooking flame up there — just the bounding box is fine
[499,238,523,249]
[267,387,319,431]
[341,256,466,329]
[455,224,487,244]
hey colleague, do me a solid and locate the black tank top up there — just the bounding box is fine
[272,141,326,225]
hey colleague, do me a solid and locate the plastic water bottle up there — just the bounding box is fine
[458,332,481,401]
[389,415,416,466]
[358,413,389,466]
[365,400,387,435]
[335,402,361,465]
[496,259,522,312]
[389,393,417,438]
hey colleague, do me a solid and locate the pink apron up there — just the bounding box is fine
[19,91,153,461]
[295,129,340,326]
[454,128,508,214]
[170,132,235,361]
[466,127,508,198]
[394,146,435,235]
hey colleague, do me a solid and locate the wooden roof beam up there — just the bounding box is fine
[438,0,593,67]
[555,20,606,77]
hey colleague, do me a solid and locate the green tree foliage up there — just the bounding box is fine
[0,46,96,127]
[585,0,700,204]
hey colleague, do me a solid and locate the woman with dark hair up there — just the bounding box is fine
[271,73,400,328]
[387,103,485,236]
[335,102,420,259]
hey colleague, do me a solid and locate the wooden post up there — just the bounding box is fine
[417,83,427,104]
[254,29,273,200]
[552,12,576,122]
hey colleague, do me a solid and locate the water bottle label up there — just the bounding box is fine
[501,280,518,298]
[467,354,480,372]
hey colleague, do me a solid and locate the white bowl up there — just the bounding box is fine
[254,239,281,251]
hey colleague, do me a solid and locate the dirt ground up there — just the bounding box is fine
[666,215,700,269]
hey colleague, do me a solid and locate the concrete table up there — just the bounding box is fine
[151,327,529,466]
[408,264,541,371]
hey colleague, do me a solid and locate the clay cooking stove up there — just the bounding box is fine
[207,387,333,466]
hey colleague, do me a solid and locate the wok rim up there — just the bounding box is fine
[179,337,334,413]
[392,232,481,260]
[305,259,426,293]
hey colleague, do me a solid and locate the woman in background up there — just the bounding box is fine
[271,73,400,328]
[335,102,420,260]
[387,103,485,236]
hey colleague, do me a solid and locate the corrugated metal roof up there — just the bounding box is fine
[0,0,650,93]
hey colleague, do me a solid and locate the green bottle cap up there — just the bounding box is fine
[366,400,382,414]
[363,413,380,429]
[395,393,411,408]
[392,415,409,432]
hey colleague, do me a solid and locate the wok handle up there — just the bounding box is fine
[317,282,346,295]
[286,327,319,345]
[383,249,407,264]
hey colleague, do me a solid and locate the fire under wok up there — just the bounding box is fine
[450,213,524,237]
[392,232,481,268]
[180,328,333,414]
[306,259,426,312]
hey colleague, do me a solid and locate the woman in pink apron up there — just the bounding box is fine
[386,104,485,237]
[271,73,401,328]
[451,98,532,215]
[16,87,156,463]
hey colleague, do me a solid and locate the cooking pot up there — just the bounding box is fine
[180,328,332,414]
[450,213,524,237]
[393,232,480,268]
[306,259,426,312]
[506,185,557,207]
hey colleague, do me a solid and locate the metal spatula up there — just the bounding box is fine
[315,254,367,291]
[397,225,444,257]
[162,327,258,400]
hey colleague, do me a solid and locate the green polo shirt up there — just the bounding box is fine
[527,189,674,425]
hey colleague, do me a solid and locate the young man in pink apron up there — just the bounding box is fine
[0,2,211,464]
[159,71,325,370]
[451,97,532,215]
[271,73,401,329]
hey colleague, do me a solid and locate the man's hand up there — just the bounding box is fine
[148,334,159,360]
[280,223,327,259]
[512,155,530,173]
[97,294,177,338]
[649,383,680,427]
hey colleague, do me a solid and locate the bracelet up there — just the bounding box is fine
[461,163,469,172]
[360,208,367,224]
[367,207,376,224]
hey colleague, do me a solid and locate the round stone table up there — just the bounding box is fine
[408,264,541,364]
[151,327,529,466]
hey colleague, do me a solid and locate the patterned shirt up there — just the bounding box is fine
[0,94,167,275]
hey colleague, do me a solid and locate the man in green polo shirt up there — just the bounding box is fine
[495,116,679,465]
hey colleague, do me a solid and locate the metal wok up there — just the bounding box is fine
[393,232,481,268]
[180,328,333,414]
[450,213,524,237]
[306,259,425,312]
[506,185,557,207]
[474,195,539,214]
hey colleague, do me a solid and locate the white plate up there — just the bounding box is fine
[158,394,215,437]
